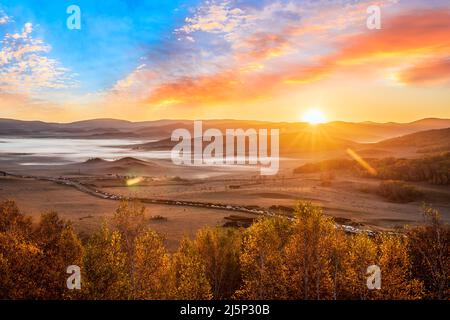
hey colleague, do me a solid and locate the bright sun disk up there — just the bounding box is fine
[302,108,326,125]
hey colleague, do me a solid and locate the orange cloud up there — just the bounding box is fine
[398,57,450,85]
[287,9,450,83]
[147,9,450,108]
[146,70,283,106]
[333,9,450,64]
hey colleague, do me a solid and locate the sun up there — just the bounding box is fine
[302,108,326,125]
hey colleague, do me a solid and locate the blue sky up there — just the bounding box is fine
[0,0,199,94]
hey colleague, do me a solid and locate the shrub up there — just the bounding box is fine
[377,180,423,203]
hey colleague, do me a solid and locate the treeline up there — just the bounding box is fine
[294,152,450,185]
[0,200,448,300]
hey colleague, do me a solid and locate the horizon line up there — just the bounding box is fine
[1,116,450,126]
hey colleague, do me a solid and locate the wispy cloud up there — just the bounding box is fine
[128,0,413,107]
[0,19,76,95]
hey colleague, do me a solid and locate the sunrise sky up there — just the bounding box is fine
[0,0,449,123]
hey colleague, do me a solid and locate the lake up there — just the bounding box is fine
[0,138,171,165]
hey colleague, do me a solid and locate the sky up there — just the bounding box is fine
[0,0,449,123]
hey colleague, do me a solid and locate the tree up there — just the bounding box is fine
[236,216,292,299]
[170,237,212,300]
[343,233,377,300]
[112,200,147,255]
[32,212,84,299]
[407,206,449,299]
[194,227,242,299]
[328,229,349,300]
[0,200,32,235]
[375,234,423,299]
[284,201,337,300]
[133,230,172,299]
[0,231,42,299]
[83,226,130,299]
[111,201,147,289]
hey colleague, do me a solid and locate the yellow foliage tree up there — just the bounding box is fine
[83,226,130,299]
[170,237,212,300]
[343,233,377,300]
[133,230,172,299]
[236,216,292,299]
[193,227,242,299]
[375,234,423,300]
[284,201,337,300]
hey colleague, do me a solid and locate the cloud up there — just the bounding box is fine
[105,1,450,113]
[235,32,291,60]
[332,9,450,64]
[0,22,76,94]
[176,0,247,35]
[398,57,450,85]
[0,9,11,25]
[285,9,450,84]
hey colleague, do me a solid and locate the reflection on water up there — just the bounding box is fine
[0,138,168,164]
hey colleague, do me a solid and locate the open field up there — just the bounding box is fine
[1,156,449,251]
[0,176,260,250]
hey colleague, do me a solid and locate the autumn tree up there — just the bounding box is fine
[343,233,378,300]
[375,234,423,299]
[328,228,349,300]
[0,200,32,235]
[284,201,338,299]
[133,229,172,299]
[407,206,449,299]
[111,201,147,286]
[112,200,147,255]
[83,226,130,299]
[32,212,84,299]
[0,230,42,299]
[0,202,82,299]
[170,237,212,300]
[194,227,242,299]
[236,216,292,299]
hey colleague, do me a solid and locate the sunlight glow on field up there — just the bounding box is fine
[126,176,144,186]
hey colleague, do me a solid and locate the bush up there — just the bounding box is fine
[377,180,423,203]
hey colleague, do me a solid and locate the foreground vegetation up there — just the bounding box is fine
[0,200,448,300]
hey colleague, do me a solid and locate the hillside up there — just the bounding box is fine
[374,127,450,150]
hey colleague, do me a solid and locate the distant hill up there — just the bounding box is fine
[374,127,450,150]
[1,117,450,143]
[73,157,162,175]
[133,129,359,155]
